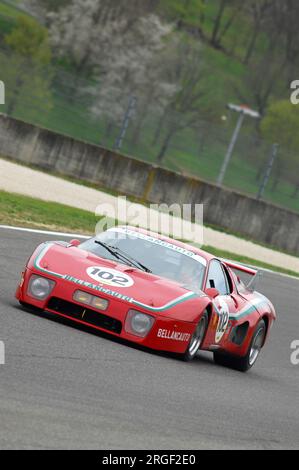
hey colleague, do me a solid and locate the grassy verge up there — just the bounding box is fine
[0,190,99,235]
[0,190,298,278]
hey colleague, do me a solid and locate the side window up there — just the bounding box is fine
[207,261,230,295]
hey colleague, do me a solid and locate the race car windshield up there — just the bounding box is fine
[79,229,206,293]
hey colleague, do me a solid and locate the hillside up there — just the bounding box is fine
[0,0,298,213]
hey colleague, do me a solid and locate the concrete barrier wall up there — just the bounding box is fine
[0,113,299,255]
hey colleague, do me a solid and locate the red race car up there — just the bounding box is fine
[16,226,276,371]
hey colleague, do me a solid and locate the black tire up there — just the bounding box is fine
[213,319,266,372]
[182,312,209,362]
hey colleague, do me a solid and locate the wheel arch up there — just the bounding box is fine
[261,314,270,347]
[205,302,213,325]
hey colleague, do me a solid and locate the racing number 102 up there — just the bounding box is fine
[90,268,130,286]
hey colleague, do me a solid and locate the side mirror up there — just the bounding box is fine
[69,239,81,247]
[205,287,220,299]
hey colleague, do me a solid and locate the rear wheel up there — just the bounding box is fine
[183,312,209,361]
[213,319,266,372]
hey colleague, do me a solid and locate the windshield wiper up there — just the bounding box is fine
[94,241,152,273]
[108,245,152,273]
[94,240,123,261]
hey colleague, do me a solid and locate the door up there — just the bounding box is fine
[203,260,246,347]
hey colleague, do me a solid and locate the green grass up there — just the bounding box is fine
[0,189,298,278]
[0,1,24,19]
[0,0,32,35]
[0,190,99,234]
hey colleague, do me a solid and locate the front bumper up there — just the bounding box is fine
[16,269,195,354]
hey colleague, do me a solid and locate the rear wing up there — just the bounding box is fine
[222,260,262,292]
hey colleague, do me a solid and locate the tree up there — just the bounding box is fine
[89,14,174,129]
[243,0,273,64]
[5,16,51,63]
[261,100,299,195]
[235,41,287,116]
[210,0,244,49]
[21,0,72,20]
[153,36,210,163]
[160,0,204,29]
[261,100,299,150]
[47,0,161,75]
[1,16,52,117]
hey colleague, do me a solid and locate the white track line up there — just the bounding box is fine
[0,224,298,280]
[0,225,89,239]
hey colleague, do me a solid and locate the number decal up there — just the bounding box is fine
[86,266,134,288]
[215,298,230,343]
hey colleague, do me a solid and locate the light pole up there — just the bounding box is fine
[217,103,260,186]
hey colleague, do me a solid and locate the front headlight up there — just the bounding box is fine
[125,310,155,338]
[28,275,55,300]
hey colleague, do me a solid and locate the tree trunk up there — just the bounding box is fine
[130,118,144,146]
[7,98,16,116]
[255,162,265,182]
[104,120,114,138]
[292,184,299,198]
[218,6,242,43]
[243,23,260,64]
[156,127,175,164]
[7,76,23,116]
[211,0,227,47]
[271,178,279,192]
[152,111,167,146]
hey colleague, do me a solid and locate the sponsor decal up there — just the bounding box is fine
[86,266,134,288]
[214,298,230,343]
[63,275,134,302]
[157,328,191,342]
[109,227,207,266]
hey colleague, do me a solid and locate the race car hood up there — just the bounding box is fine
[30,242,206,314]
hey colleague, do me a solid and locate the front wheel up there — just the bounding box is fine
[213,319,266,372]
[182,312,209,361]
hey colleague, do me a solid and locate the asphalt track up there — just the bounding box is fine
[0,227,298,450]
